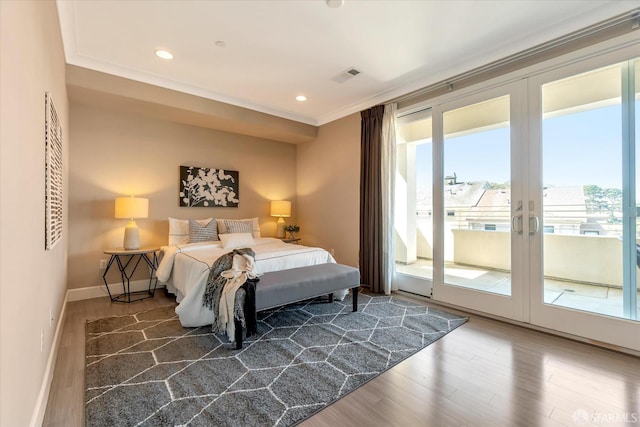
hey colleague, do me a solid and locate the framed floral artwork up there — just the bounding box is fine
[179,165,239,207]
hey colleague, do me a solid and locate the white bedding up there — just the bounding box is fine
[157,237,343,327]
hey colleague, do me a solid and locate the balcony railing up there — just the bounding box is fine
[402,204,631,288]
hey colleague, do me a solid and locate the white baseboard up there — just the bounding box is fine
[66,280,164,302]
[29,292,68,427]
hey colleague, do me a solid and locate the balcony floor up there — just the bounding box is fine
[396,259,640,319]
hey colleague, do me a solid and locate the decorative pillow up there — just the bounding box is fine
[216,217,261,238]
[224,219,253,234]
[168,217,213,245]
[219,232,254,249]
[168,218,190,245]
[189,218,218,242]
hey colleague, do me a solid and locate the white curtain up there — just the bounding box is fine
[381,103,397,294]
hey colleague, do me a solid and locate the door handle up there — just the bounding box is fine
[512,214,523,234]
[529,215,539,235]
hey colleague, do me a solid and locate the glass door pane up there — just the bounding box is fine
[442,95,512,295]
[633,58,640,320]
[394,113,433,295]
[541,61,639,320]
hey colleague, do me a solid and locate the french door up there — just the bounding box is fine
[430,82,528,321]
[395,44,640,351]
[528,53,639,351]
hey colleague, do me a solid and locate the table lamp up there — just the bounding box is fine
[115,196,149,250]
[270,200,291,238]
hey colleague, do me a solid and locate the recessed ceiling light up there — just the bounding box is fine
[215,41,226,48]
[155,49,174,60]
[326,0,344,8]
[296,95,308,102]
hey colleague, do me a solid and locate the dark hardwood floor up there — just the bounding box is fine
[43,292,640,427]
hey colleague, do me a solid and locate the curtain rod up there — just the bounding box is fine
[393,8,640,105]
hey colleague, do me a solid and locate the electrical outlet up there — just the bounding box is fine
[40,329,44,352]
[49,307,54,328]
[100,259,108,269]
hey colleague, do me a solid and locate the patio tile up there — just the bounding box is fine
[397,259,639,319]
[486,278,511,296]
[396,264,433,279]
[550,293,623,318]
[543,289,563,304]
[445,269,510,289]
[543,279,609,298]
[607,288,640,298]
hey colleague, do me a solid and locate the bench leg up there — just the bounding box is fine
[328,293,334,303]
[352,286,358,312]
[234,318,243,350]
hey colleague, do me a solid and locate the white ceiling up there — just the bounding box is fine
[57,0,638,126]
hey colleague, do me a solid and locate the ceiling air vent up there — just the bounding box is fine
[332,67,362,83]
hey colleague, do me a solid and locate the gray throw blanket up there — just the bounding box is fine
[202,248,255,333]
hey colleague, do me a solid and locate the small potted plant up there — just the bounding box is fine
[284,224,300,239]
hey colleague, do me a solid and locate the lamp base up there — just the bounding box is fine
[123,220,141,250]
[276,217,285,238]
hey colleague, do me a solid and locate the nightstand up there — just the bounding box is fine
[281,238,301,244]
[103,246,160,303]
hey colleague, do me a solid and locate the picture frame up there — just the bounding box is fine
[179,165,239,207]
[45,92,63,250]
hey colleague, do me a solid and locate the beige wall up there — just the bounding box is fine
[68,103,297,290]
[0,1,69,425]
[297,113,361,268]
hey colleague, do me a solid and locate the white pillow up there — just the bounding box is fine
[219,232,255,249]
[216,217,261,238]
[168,217,213,245]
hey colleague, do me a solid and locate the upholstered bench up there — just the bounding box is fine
[234,263,361,349]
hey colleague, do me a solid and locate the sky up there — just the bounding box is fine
[415,103,634,194]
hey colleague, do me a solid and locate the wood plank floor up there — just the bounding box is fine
[43,292,640,427]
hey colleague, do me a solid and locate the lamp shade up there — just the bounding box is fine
[115,197,149,220]
[270,200,291,218]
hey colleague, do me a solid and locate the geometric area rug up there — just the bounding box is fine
[85,292,467,426]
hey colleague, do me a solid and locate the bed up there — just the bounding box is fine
[157,230,347,327]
